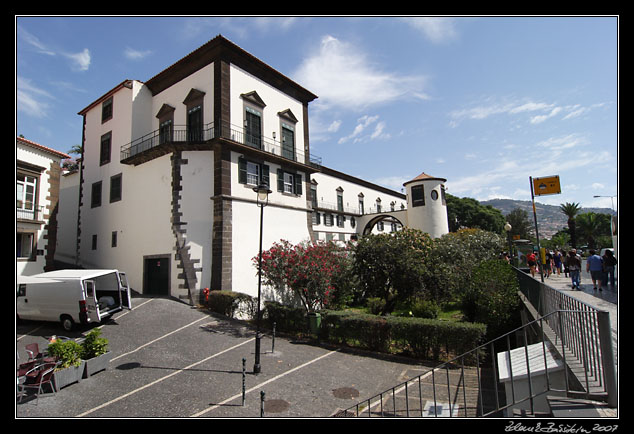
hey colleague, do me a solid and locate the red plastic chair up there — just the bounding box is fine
[17,362,57,405]
[25,343,43,361]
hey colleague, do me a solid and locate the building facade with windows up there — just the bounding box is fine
[17,137,70,275]
[57,35,448,303]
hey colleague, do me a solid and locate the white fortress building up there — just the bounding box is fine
[55,35,448,303]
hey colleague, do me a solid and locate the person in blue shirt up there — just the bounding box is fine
[586,249,604,291]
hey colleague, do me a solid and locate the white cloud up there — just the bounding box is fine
[17,76,54,118]
[293,35,429,112]
[64,48,91,71]
[530,106,562,124]
[124,47,153,60]
[372,175,410,192]
[400,17,458,44]
[338,115,390,144]
[327,120,342,133]
[18,26,90,71]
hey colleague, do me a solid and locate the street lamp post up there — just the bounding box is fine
[253,183,271,374]
[593,195,616,212]
[504,222,514,266]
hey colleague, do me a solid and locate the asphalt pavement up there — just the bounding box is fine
[16,296,436,418]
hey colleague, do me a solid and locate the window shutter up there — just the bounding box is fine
[277,169,284,192]
[238,157,247,184]
[294,173,302,195]
[261,164,270,187]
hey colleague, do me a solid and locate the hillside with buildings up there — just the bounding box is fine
[481,199,616,238]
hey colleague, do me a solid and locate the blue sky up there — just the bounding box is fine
[16,16,618,211]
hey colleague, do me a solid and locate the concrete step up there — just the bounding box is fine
[547,395,616,418]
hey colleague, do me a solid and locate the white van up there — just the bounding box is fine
[17,269,132,331]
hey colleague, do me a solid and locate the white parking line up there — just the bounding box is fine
[110,316,208,363]
[189,348,339,417]
[75,338,255,417]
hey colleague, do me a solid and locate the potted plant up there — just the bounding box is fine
[81,328,112,378]
[47,339,85,390]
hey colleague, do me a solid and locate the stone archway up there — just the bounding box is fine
[361,214,406,236]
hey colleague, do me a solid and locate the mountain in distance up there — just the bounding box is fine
[481,198,616,238]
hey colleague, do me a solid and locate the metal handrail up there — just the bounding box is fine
[334,308,616,417]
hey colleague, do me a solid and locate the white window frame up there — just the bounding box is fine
[246,161,260,186]
[283,172,294,194]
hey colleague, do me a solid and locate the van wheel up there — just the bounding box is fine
[60,315,75,332]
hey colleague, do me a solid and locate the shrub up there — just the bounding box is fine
[81,328,108,359]
[47,339,83,369]
[461,259,521,339]
[366,297,387,315]
[264,301,308,333]
[352,229,433,314]
[424,228,504,304]
[207,290,256,319]
[319,309,487,362]
[256,240,352,314]
[410,298,439,319]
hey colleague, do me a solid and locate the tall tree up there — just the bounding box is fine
[505,208,533,239]
[559,202,581,248]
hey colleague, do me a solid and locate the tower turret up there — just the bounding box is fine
[403,172,449,238]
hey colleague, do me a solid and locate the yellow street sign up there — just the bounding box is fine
[532,175,561,196]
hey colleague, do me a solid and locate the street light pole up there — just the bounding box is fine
[253,184,271,374]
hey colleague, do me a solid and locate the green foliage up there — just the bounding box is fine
[256,240,351,313]
[81,328,109,359]
[424,228,504,303]
[506,208,534,239]
[47,339,83,369]
[264,301,309,333]
[409,298,440,319]
[352,228,433,314]
[319,309,486,361]
[207,290,256,319]
[575,212,613,249]
[446,194,506,233]
[461,259,521,338]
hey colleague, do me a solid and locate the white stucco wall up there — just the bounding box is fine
[180,150,214,295]
[230,64,306,163]
[311,170,407,240]
[405,179,449,239]
[56,170,80,265]
[231,198,311,298]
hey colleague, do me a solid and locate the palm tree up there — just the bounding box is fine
[576,213,603,249]
[559,202,581,248]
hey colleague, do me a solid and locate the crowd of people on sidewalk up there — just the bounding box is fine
[524,248,617,291]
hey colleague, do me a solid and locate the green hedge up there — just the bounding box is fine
[206,290,257,319]
[263,302,487,362]
[264,301,308,332]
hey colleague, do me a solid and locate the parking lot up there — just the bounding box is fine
[16,296,435,418]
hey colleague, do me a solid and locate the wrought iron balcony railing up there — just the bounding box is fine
[17,203,43,221]
[120,122,322,168]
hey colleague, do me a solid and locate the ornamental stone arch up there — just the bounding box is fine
[357,210,408,236]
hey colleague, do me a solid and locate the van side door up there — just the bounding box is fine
[83,280,101,322]
[118,272,132,309]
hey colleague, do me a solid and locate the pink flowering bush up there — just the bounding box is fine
[254,240,350,314]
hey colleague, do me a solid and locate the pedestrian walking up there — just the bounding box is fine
[586,249,604,291]
[566,250,582,290]
[553,250,563,276]
[545,250,553,278]
[602,249,617,287]
[527,251,537,277]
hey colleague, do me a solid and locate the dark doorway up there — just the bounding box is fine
[144,255,170,295]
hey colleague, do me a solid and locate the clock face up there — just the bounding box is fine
[431,190,438,200]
